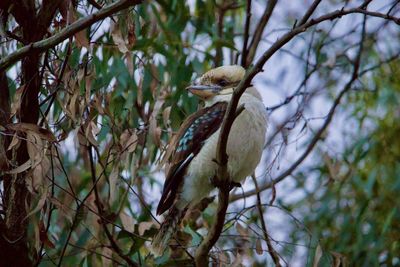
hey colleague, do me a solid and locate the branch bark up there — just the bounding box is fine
[231,11,369,203]
[244,0,277,68]
[194,3,383,264]
[240,0,252,67]
[251,175,282,267]
[0,0,143,71]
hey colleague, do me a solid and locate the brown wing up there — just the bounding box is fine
[156,102,227,215]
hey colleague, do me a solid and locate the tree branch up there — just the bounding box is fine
[251,175,282,266]
[240,0,252,67]
[87,145,139,267]
[297,0,322,26]
[244,0,277,67]
[231,11,368,203]
[0,0,143,71]
[195,4,382,262]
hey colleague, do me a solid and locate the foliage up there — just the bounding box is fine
[0,0,400,266]
[294,60,400,266]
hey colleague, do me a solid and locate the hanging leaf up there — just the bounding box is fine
[39,220,55,249]
[312,244,323,267]
[24,185,48,220]
[7,123,56,142]
[108,165,119,206]
[7,133,20,151]
[6,160,31,174]
[255,238,263,255]
[119,212,135,232]
[111,21,129,53]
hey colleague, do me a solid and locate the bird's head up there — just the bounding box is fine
[186,65,245,100]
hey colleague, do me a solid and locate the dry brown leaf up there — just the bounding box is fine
[313,244,323,267]
[101,247,113,267]
[27,132,44,168]
[75,30,89,48]
[111,22,129,53]
[138,221,154,236]
[149,99,165,147]
[92,94,105,115]
[162,106,171,128]
[39,220,55,249]
[255,238,263,255]
[85,71,95,104]
[149,65,159,97]
[236,223,249,238]
[69,4,89,48]
[120,129,138,153]
[126,52,134,77]
[10,85,24,118]
[331,251,346,267]
[6,160,31,174]
[218,251,230,265]
[158,132,178,170]
[49,197,73,224]
[68,88,79,122]
[120,212,135,232]
[127,20,136,48]
[137,77,143,107]
[85,121,99,147]
[231,252,243,267]
[126,133,138,153]
[90,121,100,136]
[7,123,56,142]
[108,165,119,206]
[31,155,50,192]
[7,133,20,151]
[25,185,48,220]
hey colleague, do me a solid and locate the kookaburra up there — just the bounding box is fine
[152,65,267,255]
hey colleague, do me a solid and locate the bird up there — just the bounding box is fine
[151,65,267,255]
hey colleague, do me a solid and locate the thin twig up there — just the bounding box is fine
[194,2,389,263]
[251,175,282,266]
[87,145,139,267]
[245,0,277,67]
[0,0,143,71]
[241,0,252,67]
[230,9,369,203]
[298,0,322,26]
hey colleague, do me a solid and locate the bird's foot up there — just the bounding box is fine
[210,176,241,191]
[229,182,241,191]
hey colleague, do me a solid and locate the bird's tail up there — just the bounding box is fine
[151,207,183,256]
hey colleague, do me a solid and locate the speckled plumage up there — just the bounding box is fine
[181,91,267,206]
[152,66,268,256]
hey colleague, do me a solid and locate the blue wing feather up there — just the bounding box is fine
[156,102,227,215]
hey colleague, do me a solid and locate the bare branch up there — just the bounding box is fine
[240,0,252,67]
[251,175,282,266]
[231,12,369,203]
[87,145,139,267]
[245,0,277,67]
[0,0,143,71]
[194,4,391,262]
[298,0,322,26]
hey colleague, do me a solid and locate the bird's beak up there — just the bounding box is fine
[186,84,222,99]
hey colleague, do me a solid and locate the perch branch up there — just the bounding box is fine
[195,4,382,263]
[0,0,143,71]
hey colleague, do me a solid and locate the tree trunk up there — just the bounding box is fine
[0,1,46,265]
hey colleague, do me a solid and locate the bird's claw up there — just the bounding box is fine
[229,182,241,191]
[210,176,241,191]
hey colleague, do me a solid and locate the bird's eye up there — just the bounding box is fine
[218,79,228,87]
